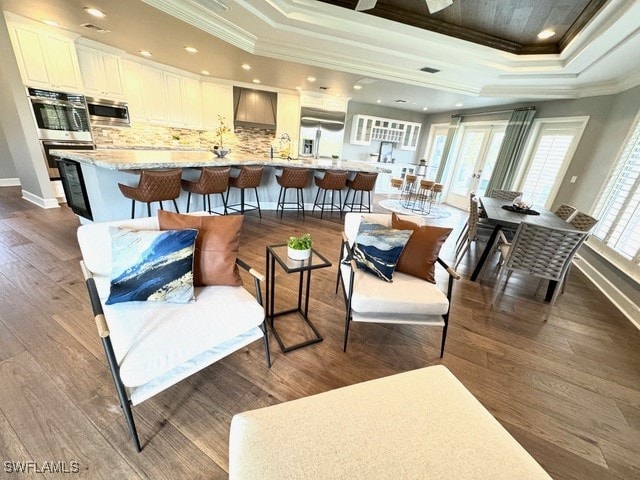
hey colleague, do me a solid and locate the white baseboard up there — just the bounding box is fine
[21,189,60,209]
[0,178,20,187]
[573,256,640,330]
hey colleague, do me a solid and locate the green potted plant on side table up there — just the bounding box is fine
[287,233,312,261]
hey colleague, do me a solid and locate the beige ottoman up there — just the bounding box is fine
[229,365,551,480]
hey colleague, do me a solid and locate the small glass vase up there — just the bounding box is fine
[213,148,230,158]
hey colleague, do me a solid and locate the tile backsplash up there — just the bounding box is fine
[93,123,277,157]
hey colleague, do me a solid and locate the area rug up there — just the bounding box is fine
[378,199,452,220]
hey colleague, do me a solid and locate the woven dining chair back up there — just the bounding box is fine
[569,211,598,231]
[489,189,522,201]
[493,222,588,319]
[553,203,577,221]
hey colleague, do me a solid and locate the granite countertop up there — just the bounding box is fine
[49,148,392,173]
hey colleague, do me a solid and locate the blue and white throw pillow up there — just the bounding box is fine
[352,220,413,282]
[106,227,198,305]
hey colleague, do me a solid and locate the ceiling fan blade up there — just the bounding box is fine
[355,0,377,11]
[425,0,453,14]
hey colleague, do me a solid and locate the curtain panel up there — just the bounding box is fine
[484,107,536,194]
[435,116,462,182]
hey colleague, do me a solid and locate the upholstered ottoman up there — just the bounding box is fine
[229,365,551,480]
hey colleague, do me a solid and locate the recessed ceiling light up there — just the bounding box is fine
[376,99,382,103]
[422,107,428,111]
[84,7,106,18]
[306,76,316,82]
[537,29,556,40]
[353,85,362,90]
[455,102,464,107]
[241,63,251,70]
[139,50,152,57]
[42,19,60,27]
[295,86,302,91]
[184,46,198,53]
[201,70,210,75]
[252,79,261,84]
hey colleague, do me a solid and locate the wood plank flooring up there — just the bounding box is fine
[0,185,639,479]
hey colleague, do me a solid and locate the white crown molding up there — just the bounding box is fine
[21,189,59,209]
[140,0,257,52]
[0,178,20,187]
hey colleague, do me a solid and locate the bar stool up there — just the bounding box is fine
[226,166,264,217]
[389,178,404,199]
[428,183,444,212]
[181,167,230,215]
[412,179,435,213]
[276,167,309,218]
[401,174,418,204]
[343,172,378,213]
[312,170,348,219]
[118,169,182,219]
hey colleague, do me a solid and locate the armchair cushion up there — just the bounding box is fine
[392,213,453,284]
[158,210,243,286]
[352,220,413,282]
[106,227,198,305]
[341,264,449,319]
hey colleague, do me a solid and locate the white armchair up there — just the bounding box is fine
[336,213,460,357]
[77,216,270,451]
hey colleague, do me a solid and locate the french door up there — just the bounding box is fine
[445,124,506,210]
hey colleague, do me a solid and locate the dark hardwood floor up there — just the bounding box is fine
[0,185,639,479]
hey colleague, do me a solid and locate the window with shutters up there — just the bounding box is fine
[422,124,448,180]
[515,117,588,208]
[591,109,640,274]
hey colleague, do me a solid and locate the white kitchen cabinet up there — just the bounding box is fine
[202,82,234,130]
[121,59,146,122]
[183,76,202,128]
[401,122,422,150]
[164,71,185,125]
[7,15,83,92]
[350,115,375,145]
[141,65,168,124]
[300,93,348,112]
[77,45,124,99]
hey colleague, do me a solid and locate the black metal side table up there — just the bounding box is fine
[265,245,332,353]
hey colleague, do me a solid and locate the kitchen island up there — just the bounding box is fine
[50,148,391,222]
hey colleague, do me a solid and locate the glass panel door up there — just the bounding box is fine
[445,125,505,210]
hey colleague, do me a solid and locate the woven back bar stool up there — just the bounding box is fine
[312,170,348,219]
[118,169,182,219]
[181,167,230,215]
[276,167,309,218]
[226,166,264,217]
[343,172,378,213]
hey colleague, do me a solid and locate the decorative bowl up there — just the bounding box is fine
[213,148,230,157]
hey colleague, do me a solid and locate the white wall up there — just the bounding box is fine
[0,126,18,181]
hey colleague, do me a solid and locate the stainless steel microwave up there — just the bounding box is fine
[86,97,130,127]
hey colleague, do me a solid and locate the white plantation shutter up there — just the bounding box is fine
[518,120,585,207]
[592,110,640,268]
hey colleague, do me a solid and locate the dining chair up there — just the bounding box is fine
[569,211,598,231]
[553,203,577,221]
[490,222,589,320]
[454,194,494,268]
[488,189,522,201]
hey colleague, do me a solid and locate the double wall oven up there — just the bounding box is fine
[28,87,94,179]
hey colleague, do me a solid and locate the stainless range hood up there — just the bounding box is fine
[233,87,277,130]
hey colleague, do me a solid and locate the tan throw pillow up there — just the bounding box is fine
[391,213,452,284]
[158,211,243,286]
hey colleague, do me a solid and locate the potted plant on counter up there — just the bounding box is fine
[212,115,234,157]
[287,233,312,261]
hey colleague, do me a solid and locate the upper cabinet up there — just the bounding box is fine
[350,114,422,151]
[120,59,146,122]
[202,82,234,130]
[7,14,83,92]
[300,93,348,112]
[76,43,124,100]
